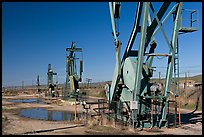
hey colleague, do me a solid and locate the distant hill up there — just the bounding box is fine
[190,74,202,83]
[150,74,202,84]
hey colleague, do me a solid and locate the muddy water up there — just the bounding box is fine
[19,108,83,121]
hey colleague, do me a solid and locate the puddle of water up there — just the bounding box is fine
[8,98,45,104]
[19,108,83,121]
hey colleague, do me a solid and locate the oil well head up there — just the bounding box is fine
[46,64,58,97]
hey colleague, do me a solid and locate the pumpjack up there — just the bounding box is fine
[106,2,198,128]
[63,41,83,100]
[47,64,58,97]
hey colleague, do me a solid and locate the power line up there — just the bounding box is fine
[155,65,201,68]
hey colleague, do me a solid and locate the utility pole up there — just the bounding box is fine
[188,71,190,82]
[37,75,40,93]
[159,72,161,83]
[184,72,187,89]
[22,81,24,90]
[86,78,92,88]
[55,75,58,90]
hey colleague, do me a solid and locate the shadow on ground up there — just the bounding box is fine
[168,111,202,126]
[180,112,202,124]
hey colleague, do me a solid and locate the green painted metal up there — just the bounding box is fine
[159,3,183,128]
[47,64,57,86]
[63,41,83,100]
[109,2,119,41]
[132,3,149,128]
[121,2,143,63]
[106,2,198,129]
[150,3,173,52]
[144,2,171,52]
[152,3,179,39]
[108,2,122,109]
[47,64,57,97]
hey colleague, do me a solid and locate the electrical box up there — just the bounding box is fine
[130,101,138,110]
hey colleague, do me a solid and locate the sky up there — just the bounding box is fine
[2,2,202,87]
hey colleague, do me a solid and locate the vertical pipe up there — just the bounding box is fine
[177,39,180,95]
[176,36,181,127]
[98,99,100,115]
[79,60,83,81]
[103,99,105,113]
[86,108,88,126]
[174,101,177,127]
[157,100,160,127]
[151,98,153,128]
[167,101,169,127]
[74,97,77,120]
[115,42,122,84]
[155,98,157,127]
[185,72,187,90]
[109,86,111,110]
[178,96,181,126]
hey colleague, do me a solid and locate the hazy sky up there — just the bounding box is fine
[2,2,202,87]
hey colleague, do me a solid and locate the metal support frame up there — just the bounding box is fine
[47,64,57,97]
[132,2,149,128]
[47,64,57,86]
[106,2,198,129]
[159,3,182,127]
[63,41,83,100]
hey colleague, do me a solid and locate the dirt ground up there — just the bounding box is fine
[2,93,202,135]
